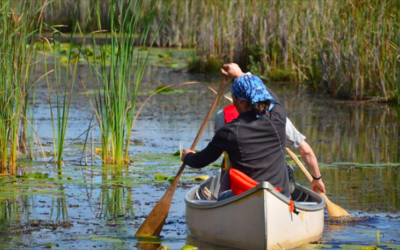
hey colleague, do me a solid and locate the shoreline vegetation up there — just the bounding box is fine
[39,0,399,104]
[0,0,399,174]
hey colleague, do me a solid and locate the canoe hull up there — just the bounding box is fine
[185,181,324,250]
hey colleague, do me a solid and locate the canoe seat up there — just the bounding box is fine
[296,202,318,206]
[192,200,218,205]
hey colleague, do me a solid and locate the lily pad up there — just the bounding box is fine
[191,175,211,182]
[385,245,400,249]
[301,244,333,249]
[91,236,124,243]
[16,172,49,179]
[181,245,198,250]
[156,85,174,93]
[155,173,168,181]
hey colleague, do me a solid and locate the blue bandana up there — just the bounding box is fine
[231,75,275,111]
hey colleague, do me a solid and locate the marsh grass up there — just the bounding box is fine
[44,28,80,169]
[81,0,163,164]
[37,0,400,102]
[0,0,49,175]
[137,0,400,102]
[188,0,400,102]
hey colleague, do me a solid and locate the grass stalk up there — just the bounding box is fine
[85,0,163,164]
[45,24,80,169]
[0,0,47,174]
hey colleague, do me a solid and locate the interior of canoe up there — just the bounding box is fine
[186,175,325,210]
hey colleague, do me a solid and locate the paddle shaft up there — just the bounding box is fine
[135,77,229,237]
[285,148,313,182]
[286,147,350,217]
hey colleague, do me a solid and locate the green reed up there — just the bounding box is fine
[84,0,162,164]
[144,0,400,102]
[44,30,80,169]
[38,0,400,102]
[192,0,400,102]
[0,0,47,174]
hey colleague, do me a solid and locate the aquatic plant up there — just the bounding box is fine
[44,27,80,169]
[36,0,400,102]
[82,0,163,164]
[190,0,400,102]
[0,0,48,174]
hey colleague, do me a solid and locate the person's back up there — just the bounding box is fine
[183,66,290,197]
[216,103,289,196]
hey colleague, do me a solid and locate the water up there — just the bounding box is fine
[0,52,399,249]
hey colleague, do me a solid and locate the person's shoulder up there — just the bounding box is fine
[217,119,238,133]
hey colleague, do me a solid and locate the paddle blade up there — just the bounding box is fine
[135,184,177,237]
[136,77,228,236]
[320,193,351,218]
[286,147,351,218]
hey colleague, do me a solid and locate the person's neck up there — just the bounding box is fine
[237,103,251,113]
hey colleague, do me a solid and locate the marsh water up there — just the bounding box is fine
[0,49,399,249]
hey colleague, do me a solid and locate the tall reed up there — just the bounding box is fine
[39,0,400,102]
[45,32,80,169]
[145,0,400,102]
[84,0,162,164]
[0,0,47,174]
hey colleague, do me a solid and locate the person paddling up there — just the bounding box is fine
[214,63,326,193]
[181,64,290,198]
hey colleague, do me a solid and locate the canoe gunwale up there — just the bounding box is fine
[185,179,325,211]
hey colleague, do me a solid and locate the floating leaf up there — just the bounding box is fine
[360,246,382,250]
[180,245,198,250]
[16,172,49,179]
[172,150,181,156]
[167,176,175,182]
[191,175,211,182]
[170,63,180,70]
[44,243,57,248]
[301,244,333,249]
[385,245,400,249]
[156,85,174,93]
[91,236,123,243]
[154,173,168,181]
[339,245,381,250]
[60,56,69,66]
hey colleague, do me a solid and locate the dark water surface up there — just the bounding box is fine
[0,56,399,249]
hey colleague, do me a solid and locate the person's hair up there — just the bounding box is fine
[252,100,271,115]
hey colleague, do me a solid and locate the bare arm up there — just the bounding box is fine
[296,141,326,193]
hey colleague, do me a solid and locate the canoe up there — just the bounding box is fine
[185,176,325,250]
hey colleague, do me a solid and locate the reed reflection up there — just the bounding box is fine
[98,166,134,219]
[282,88,400,164]
[295,166,400,212]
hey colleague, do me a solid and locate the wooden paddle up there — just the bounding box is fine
[135,77,229,237]
[285,147,351,218]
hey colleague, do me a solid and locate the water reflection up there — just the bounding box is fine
[98,166,134,219]
[276,85,400,164]
[294,166,400,212]
[31,59,400,165]
[3,51,398,249]
[51,184,68,222]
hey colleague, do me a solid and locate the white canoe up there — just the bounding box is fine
[185,177,325,250]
